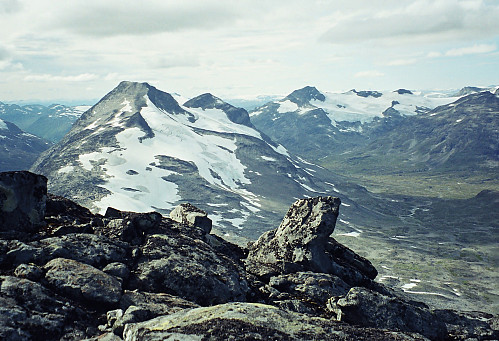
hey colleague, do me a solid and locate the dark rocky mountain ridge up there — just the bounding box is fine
[1,171,497,340]
[0,119,52,172]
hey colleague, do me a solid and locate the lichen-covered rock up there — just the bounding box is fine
[328,287,447,340]
[129,233,248,305]
[0,276,71,339]
[245,196,376,287]
[14,263,43,281]
[97,209,162,244]
[269,271,350,304]
[170,203,212,234]
[33,233,129,267]
[103,262,130,280]
[119,290,200,314]
[0,171,47,233]
[44,258,122,305]
[123,302,429,341]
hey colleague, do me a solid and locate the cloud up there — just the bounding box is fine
[152,55,200,69]
[24,73,99,82]
[354,70,384,78]
[427,51,442,58]
[0,0,21,14]
[52,1,241,37]
[445,44,497,56]
[387,58,417,66]
[320,0,499,45]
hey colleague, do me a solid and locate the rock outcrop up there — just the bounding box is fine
[245,196,377,287]
[0,171,497,340]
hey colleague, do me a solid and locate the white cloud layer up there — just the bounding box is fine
[445,44,497,56]
[0,0,498,102]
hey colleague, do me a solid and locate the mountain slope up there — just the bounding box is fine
[353,90,499,172]
[0,119,52,171]
[32,81,372,238]
[0,102,89,142]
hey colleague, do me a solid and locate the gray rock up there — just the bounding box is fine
[98,209,162,243]
[14,263,43,281]
[328,287,447,340]
[433,309,499,340]
[5,240,44,266]
[103,262,130,280]
[0,171,47,233]
[33,233,129,267]
[246,196,376,287]
[119,290,199,315]
[129,233,248,305]
[170,203,212,234]
[123,302,428,341]
[44,258,122,305]
[269,271,350,304]
[0,276,70,339]
[81,332,123,341]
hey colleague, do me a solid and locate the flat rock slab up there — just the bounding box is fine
[123,302,428,341]
[44,258,122,305]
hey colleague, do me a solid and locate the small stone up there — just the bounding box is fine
[14,263,43,281]
[103,262,130,280]
[170,203,212,234]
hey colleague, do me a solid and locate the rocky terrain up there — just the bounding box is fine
[0,119,52,172]
[1,170,498,340]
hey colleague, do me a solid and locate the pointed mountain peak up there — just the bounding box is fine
[184,93,253,127]
[285,86,325,105]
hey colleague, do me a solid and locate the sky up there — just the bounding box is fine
[0,0,498,104]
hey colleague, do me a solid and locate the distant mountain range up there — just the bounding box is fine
[0,102,90,142]
[250,85,499,174]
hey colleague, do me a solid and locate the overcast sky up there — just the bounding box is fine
[1,0,498,104]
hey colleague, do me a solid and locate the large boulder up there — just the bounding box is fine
[123,302,428,341]
[0,171,47,233]
[129,231,248,306]
[245,196,376,286]
[44,258,122,305]
[0,276,72,339]
[328,287,447,340]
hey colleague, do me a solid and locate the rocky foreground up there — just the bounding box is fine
[0,171,498,340]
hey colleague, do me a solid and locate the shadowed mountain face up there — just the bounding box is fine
[0,101,89,142]
[0,119,52,171]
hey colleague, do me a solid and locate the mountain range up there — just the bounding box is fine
[31,81,380,240]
